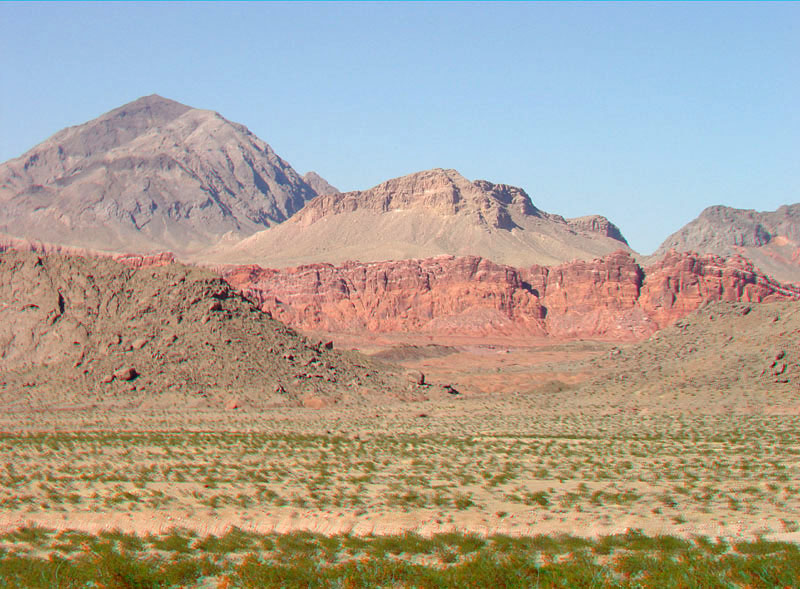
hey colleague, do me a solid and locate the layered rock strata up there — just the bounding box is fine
[222,250,800,340]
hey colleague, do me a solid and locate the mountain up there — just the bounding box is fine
[652,204,800,284]
[302,171,340,196]
[0,249,433,412]
[210,168,630,267]
[221,250,799,340]
[0,95,319,256]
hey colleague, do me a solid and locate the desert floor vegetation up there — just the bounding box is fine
[1,329,798,585]
[0,525,797,588]
[1,410,797,544]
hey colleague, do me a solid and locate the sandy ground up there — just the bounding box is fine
[2,327,798,545]
[317,331,611,396]
[4,507,795,543]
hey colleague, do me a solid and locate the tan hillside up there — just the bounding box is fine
[0,250,432,413]
[209,168,631,267]
[579,300,799,412]
[0,95,318,256]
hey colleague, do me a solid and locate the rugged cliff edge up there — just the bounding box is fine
[222,250,799,340]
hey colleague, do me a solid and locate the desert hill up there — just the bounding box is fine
[579,300,799,413]
[653,204,800,284]
[0,95,319,256]
[0,250,430,413]
[222,249,800,340]
[210,168,631,268]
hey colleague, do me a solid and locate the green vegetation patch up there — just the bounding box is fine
[0,527,797,588]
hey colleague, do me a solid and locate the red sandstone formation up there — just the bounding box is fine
[225,256,548,336]
[522,251,654,339]
[222,250,800,341]
[638,250,798,328]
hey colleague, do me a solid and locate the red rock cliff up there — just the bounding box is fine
[523,251,654,339]
[638,250,797,327]
[225,256,547,336]
[222,250,800,340]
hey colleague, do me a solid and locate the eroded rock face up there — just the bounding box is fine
[565,215,628,244]
[292,169,539,229]
[222,250,800,340]
[524,251,652,339]
[225,256,548,336]
[638,250,798,328]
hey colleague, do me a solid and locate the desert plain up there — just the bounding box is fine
[1,298,799,586]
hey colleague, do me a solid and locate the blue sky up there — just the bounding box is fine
[1,2,797,254]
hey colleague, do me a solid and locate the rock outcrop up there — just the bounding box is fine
[292,169,540,227]
[652,204,800,284]
[212,168,631,268]
[225,256,548,336]
[565,215,628,243]
[221,250,800,340]
[0,250,431,412]
[0,95,318,256]
[521,251,651,339]
[637,250,798,328]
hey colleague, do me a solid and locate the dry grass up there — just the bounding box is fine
[1,411,797,542]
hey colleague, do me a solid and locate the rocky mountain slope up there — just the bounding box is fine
[580,301,799,411]
[222,250,800,340]
[211,168,631,268]
[0,95,319,256]
[0,250,432,413]
[653,204,800,284]
[302,171,340,196]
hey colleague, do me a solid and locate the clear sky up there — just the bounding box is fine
[1,2,797,254]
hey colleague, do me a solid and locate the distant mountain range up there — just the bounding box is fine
[1,95,797,282]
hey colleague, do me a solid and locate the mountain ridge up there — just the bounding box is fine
[0,94,318,256]
[1,95,797,283]
[212,168,631,268]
